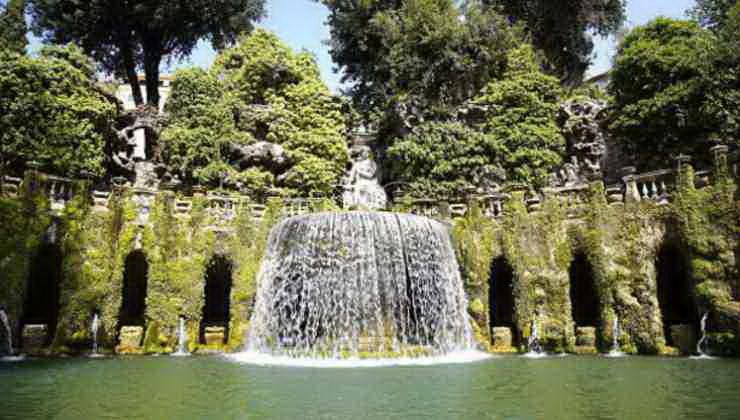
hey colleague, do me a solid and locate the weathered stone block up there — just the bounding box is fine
[117,326,143,353]
[204,327,225,346]
[576,327,597,347]
[491,327,513,350]
[670,324,697,355]
[22,324,48,352]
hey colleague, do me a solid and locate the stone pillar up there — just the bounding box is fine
[674,154,693,190]
[621,166,640,203]
[710,144,729,182]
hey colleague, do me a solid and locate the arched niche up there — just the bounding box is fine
[568,252,600,327]
[656,243,697,345]
[200,255,233,344]
[489,257,517,343]
[118,250,148,328]
[22,243,64,344]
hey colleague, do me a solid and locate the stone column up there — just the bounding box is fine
[674,154,693,190]
[710,144,729,182]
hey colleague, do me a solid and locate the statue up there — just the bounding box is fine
[342,145,387,210]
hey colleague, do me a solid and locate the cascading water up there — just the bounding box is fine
[606,314,625,357]
[524,318,544,358]
[0,309,24,362]
[238,212,483,365]
[1,309,14,355]
[690,312,716,360]
[173,317,189,356]
[90,313,101,357]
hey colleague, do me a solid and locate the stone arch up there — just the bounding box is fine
[568,252,600,327]
[656,242,697,348]
[200,254,233,344]
[489,257,517,346]
[22,242,64,346]
[118,250,148,328]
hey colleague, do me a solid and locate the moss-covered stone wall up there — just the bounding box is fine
[1,163,737,357]
[453,163,738,356]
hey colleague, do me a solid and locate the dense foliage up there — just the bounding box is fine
[690,0,738,30]
[702,2,740,145]
[28,0,265,107]
[487,0,626,86]
[607,18,717,170]
[161,30,349,196]
[319,0,515,119]
[0,45,118,177]
[387,46,564,196]
[0,0,27,53]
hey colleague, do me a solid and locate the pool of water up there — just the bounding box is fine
[1,355,739,419]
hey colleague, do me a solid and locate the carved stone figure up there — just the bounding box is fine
[342,145,387,210]
[227,141,289,172]
[551,98,608,186]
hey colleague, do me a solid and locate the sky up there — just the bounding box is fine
[28,0,698,90]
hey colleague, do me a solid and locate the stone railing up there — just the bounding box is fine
[2,145,733,226]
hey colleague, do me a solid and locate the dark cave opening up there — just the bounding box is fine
[656,244,697,345]
[119,251,148,328]
[200,255,233,344]
[569,253,600,327]
[22,243,63,344]
[489,257,517,343]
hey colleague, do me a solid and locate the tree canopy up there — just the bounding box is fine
[0,44,118,177]
[28,0,265,108]
[488,0,626,86]
[607,18,717,170]
[387,45,564,197]
[319,0,515,119]
[690,0,738,30]
[161,30,349,197]
[0,0,27,54]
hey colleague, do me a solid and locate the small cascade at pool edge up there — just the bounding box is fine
[173,317,189,356]
[606,314,625,357]
[90,313,101,357]
[524,318,545,358]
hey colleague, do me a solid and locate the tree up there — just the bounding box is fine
[161,30,349,196]
[487,0,626,86]
[28,0,265,108]
[607,18,718,170]
[386,45,564,197]
[0,0,28,53]
[0,44,118,177]
[702,2,740,144]
[319,0,515,118]
[690,0,738,30]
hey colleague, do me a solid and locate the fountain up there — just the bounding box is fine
[0,308,24,362]
[233,212,488,366]
[691,312,715,360]
[172,316,189,356]
[524,318,545,358]
[90,312,103,358]
[606,314,625,358]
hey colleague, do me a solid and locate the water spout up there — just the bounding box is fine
[173,317,189,356]
[696,312,710,357]
[1,309,14,355]
[606,314,625,358]
[90,313,102,357]
[524,318,544,358]
[0,309,24,362]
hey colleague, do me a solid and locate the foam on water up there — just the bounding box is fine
[228,350,491,368]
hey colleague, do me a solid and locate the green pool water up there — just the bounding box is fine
[1,355,739,419]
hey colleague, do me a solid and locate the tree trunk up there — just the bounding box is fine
[121,45,143,106]
[143,52,161,109]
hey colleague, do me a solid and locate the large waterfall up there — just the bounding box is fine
[245,212,475,360]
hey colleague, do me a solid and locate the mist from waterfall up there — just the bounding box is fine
[244,212,475,360]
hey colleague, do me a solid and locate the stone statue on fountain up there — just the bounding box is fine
[342,141,387,211]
